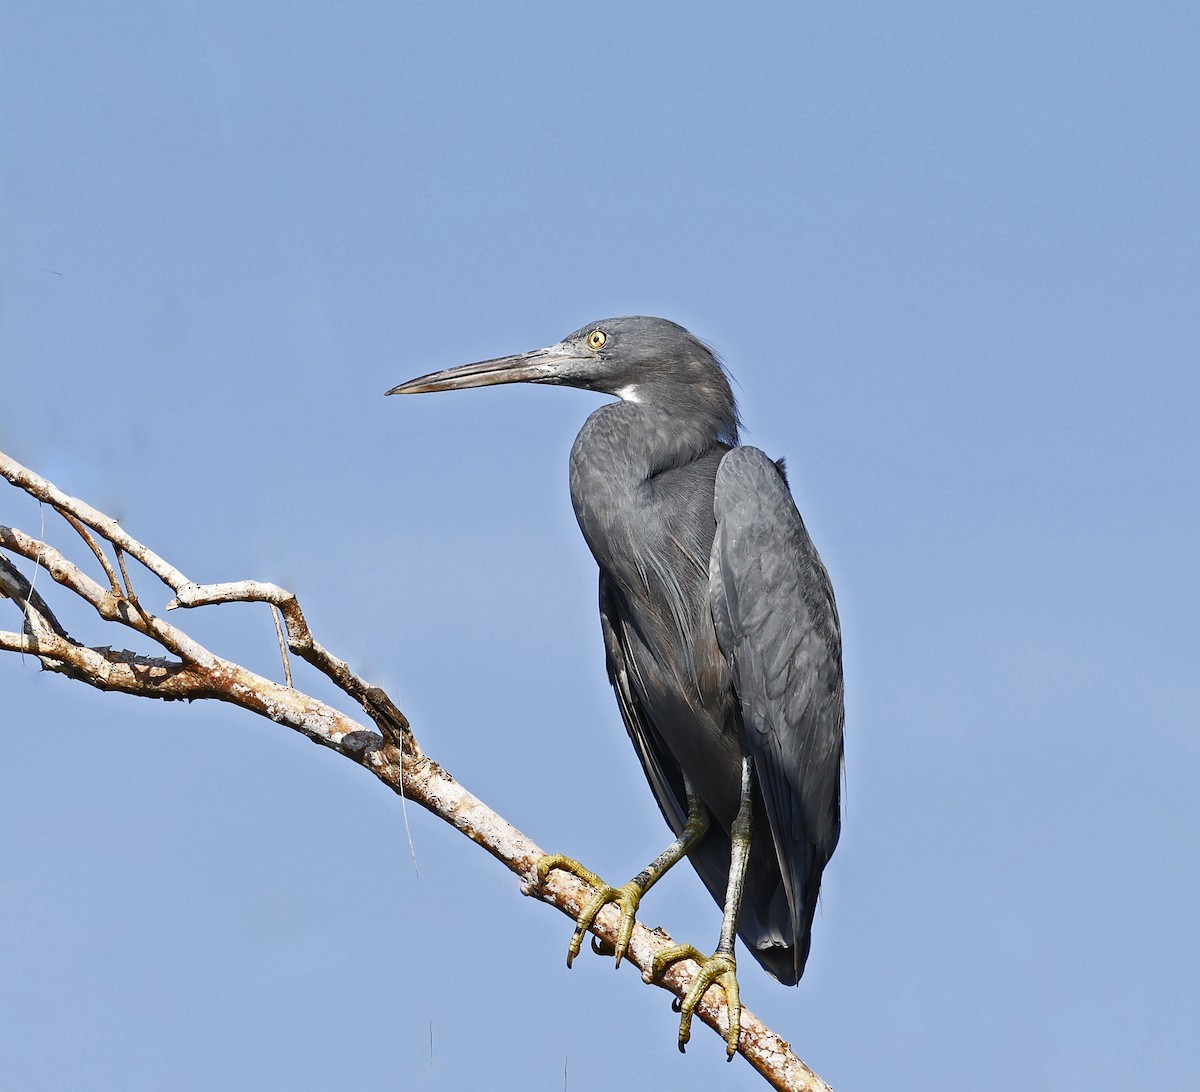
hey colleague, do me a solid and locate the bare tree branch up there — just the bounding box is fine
[0,448,832,1092]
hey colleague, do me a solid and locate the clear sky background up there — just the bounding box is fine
[2,4,1197,1090]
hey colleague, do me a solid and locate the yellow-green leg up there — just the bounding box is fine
[537,784,709,969]
[648,755,754,1059]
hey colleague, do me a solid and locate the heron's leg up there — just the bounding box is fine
[537,783,709,969]
[648,754,753,1059]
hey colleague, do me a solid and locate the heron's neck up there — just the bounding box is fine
[568,401,725,567]
[573,401,728,488]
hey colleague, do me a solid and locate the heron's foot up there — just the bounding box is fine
[536,854,645,969]
[647,944,741,1059]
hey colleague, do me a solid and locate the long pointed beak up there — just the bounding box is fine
[386,342,584,396]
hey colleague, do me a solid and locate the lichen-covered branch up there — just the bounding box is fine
[0,448,831,1092]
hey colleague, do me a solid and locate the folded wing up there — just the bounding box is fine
[708,445,844,983]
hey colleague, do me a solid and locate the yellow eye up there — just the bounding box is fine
[587,329,607,350]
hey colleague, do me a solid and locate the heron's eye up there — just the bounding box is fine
[587,329,607,350]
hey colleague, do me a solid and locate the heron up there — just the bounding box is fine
[387,316,843,1058]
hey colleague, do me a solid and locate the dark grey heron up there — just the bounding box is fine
[387,317,843,1057]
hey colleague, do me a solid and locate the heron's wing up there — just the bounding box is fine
[598,573,689,836]
[710,445,844,981]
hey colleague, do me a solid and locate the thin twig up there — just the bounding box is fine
[114,545,135,603]
[0,454,189,590]
[271,605,294,688]
[54,507,121,598]
[114,545,157,630]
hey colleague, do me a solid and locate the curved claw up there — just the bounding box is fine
[536,854,644,969]
[647,944,742,1059]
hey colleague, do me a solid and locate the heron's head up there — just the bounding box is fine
[388,316,739,442]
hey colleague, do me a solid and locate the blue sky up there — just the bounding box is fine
[2,3,1197,1089]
